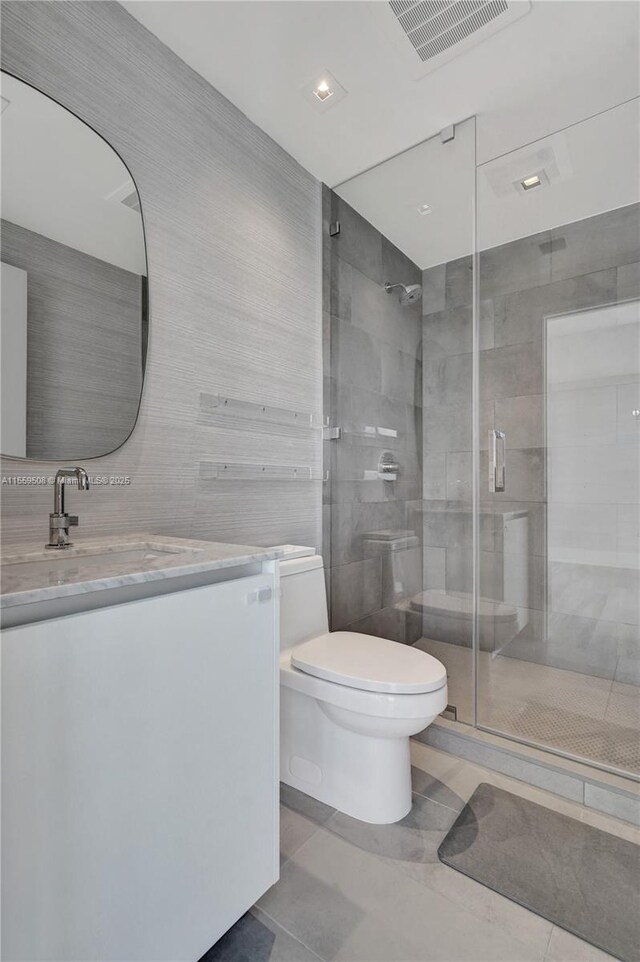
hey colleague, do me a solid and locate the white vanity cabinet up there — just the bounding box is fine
[1,569,279,961]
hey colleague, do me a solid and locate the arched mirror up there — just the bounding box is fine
[0,72,148,460]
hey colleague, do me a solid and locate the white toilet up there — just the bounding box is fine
[276,546,447,824]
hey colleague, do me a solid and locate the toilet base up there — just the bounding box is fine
[281,686,415,824]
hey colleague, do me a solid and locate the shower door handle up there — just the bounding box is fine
[489,429,506,493]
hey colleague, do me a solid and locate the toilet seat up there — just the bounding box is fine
[290,631,447,694]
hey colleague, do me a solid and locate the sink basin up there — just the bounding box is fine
[1,540,202,591]
[10,546,181,574]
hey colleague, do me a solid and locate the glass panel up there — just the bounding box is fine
[323,118,477,723]
[476,99,640,775]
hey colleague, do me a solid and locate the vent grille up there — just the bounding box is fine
[389,0,529,74]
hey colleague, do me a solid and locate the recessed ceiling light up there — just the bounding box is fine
[313,80,333,102]
[512,168,549,195]
[301,70,347,112]
[417,203,432,215]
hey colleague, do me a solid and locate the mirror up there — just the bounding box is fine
[0,72,148,460]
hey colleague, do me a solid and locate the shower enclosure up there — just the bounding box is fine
[323,101,640,780]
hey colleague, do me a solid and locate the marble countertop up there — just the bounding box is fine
[0,533,282,609]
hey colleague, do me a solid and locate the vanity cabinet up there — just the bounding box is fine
[1,570,279,961]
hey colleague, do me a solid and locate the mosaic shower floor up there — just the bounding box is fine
[417,638,640,776]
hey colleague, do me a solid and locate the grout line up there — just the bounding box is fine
[542,925,555,960]
[278,817,326,870]
[251,906,326,962]
[410,782,465,817]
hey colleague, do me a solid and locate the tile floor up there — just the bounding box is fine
[417,638,640,775]
[201,742,639,961]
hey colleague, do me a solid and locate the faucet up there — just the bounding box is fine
[46,467,90,549]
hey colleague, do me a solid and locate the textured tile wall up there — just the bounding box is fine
[421,203,640,689]
[1,219,143,460]
[0,2,322,549]
[323,188,423,643]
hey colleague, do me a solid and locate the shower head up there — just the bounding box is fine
[384,281,423,306]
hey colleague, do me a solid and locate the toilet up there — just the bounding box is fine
[275,546,447,824]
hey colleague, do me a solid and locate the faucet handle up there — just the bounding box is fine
[68,515,79,527]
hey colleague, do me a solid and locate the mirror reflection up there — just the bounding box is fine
[0,72,148,460]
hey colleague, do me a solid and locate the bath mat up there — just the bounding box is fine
[438,782,640,962]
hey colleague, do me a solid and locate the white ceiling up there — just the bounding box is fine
[0,73,146,275]
[334,96,640,268]
[336,116,476,268]
[123,0,640,268]
[123,0,640,183]
[476,97,640,253]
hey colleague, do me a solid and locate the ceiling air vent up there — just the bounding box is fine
[388,0,530,77]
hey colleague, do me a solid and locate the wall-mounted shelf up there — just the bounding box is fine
[199,461,326,482]
[200,392,324,431]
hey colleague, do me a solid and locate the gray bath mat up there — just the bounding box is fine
[438,783,640,962]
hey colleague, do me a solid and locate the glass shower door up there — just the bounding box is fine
[323,120,478,724]
[475,99,640,777]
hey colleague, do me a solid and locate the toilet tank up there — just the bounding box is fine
[275,548,329,651]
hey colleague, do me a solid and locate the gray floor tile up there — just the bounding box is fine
[325,792,457,864]
[399,860,554,959]
[410,765,466,812]
[258,827,546,961]
[545,925,618,962]
[281,783,336,826]
[281,804,322,866]
[199,908,322,961]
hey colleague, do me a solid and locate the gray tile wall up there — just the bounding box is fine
[421,203,640,688]
[323,188,423,643]
[1,219,143,460]
[0,2,322,549]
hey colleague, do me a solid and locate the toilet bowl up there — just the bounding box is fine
[275,546,447,824]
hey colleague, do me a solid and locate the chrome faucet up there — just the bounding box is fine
[46,467,90,548]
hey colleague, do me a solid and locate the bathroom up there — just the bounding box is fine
[0,0,639,959]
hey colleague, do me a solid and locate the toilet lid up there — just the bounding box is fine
[291,632,447,694]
